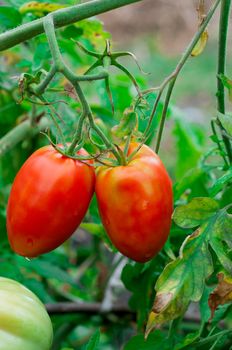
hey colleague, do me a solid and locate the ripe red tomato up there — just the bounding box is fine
[95,143,173,263]
[7,145,95,257]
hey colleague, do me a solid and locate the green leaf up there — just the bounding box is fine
[209,209,232,274]
[218,112,232,137]
[17,257,77,286]
[174,167,209,201]
[112,107,138,138]
[173,118,205,181]
[173,197,219,228]
[174,332,200,350]
[80,222,117,252]
[121,258,163,329]
[124,331,170,350]
[209,168,232,197]
[85,330,100,350]
[146,223,213,334]
[0,7,22,31]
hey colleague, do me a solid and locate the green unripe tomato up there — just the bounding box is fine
[0,277,53,350]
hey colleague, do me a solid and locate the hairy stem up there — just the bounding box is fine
[0,0,142,51]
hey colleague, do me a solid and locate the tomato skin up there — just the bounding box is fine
[95,143,173,263]
[0,277,53,350]
[7,145,95,257]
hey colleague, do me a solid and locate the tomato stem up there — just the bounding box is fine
[216,0,232,164]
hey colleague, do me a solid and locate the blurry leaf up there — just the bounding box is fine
[0,7,22,31]
[17,257,77,286]
[199,286,212,324]
[191,31,208,57]
[208,271,232,321]
[122,257,163,329]
[85,329,100,350]
[124,331,170,350]
[220,184,232,207]
[80,222,117,252]
[173,119,204,181]
[146,224,213,335]
[219,74,232,102]
[174,167,209,201]
[173,197,219,228]
[32,41,50,71]
[174,332,200,350]
[218,112,232,137]
[112,107,138,139]
[19,1,67,16]
[209,168,232,197]
[209,210,232,273]
[76,19,110,47]
[23,278,54,303]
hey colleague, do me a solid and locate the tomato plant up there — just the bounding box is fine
[96,143,173,262]
[1,0,232,349]
[0,277,53,350]
[7,145,95,257]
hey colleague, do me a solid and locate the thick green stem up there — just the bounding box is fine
[217,0,232,163]
[0,0,142,51]
[0,118,49,157]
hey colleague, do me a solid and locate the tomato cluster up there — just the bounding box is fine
[7,143,173,262]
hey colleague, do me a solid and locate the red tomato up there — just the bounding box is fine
[95,143,173,263]
[7,145,95,257]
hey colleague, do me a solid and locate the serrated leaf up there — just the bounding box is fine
[218,112,232,137]
[209,210,232,273]
[173,197,219,228]
[85,330,100,350]
[208,272,232,321]
[146,224,213,336]
[209,168,232,197]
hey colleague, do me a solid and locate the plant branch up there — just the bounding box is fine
[41,15,123,163]
[0,117,49,157]
[216,0,232,163]
[140,0,221,153]
[0,0,143,52]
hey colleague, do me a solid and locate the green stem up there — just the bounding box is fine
[34,65,57,95]
[155,79,175,153]
[142,0,221,152]
[42,16,123,163]
[217,0,232,163]
[0,118,49,157]
[211,119,229,167]
[0,0,142,51]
